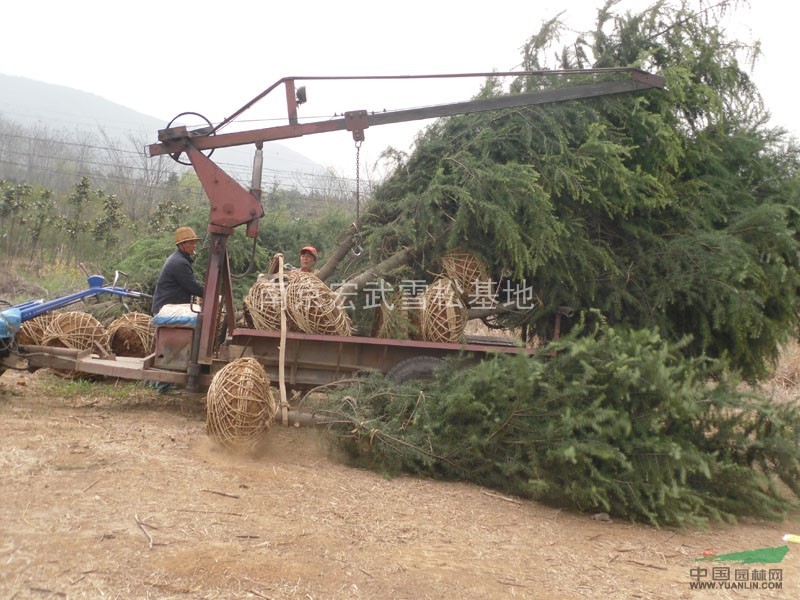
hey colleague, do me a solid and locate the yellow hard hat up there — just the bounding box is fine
[175,226,201,245]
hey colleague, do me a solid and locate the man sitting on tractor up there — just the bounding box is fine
[151,226,205,316]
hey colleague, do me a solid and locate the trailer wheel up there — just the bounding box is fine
[386,356,445,385]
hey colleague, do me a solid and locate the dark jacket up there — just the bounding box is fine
[151,249,205,315]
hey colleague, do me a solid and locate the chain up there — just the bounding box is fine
[352,139,364,256]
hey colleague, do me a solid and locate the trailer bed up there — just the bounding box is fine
[225,327,535,388]
[16,327,535,391]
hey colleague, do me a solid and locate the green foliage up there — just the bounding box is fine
[91,191,126,249]
[146,171,204,233]
[114,203,352,305]
[148,198,192,233]
[115,234,175,295]
[26,188,57,260]
[0,181,33,256]
[355,0,800,380]
[311,319,800,528]
[258,205,351,270]
[61,177,94,261]
[0,177,137,268]
[38,376,97,398]
[38,375,151,401]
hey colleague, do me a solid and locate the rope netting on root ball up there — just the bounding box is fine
[206,357,277,451]
[41,311,108,351]
[372,288,421,340]
[243,272,300,332]
[420,277,467,343]
[441,247,492,302]
[40,311,109,378]
[15,313,56,345]
[105,312,154,357]
[287,272,352,336]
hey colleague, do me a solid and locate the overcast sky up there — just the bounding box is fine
[0,0,792,180]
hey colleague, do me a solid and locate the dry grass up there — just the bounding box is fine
[2,367,799,599]
[2,341,800,598]
[761,339,800,403]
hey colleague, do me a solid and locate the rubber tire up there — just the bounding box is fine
[385,356,445,385]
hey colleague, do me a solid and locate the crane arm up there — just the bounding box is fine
[147,69,663,157]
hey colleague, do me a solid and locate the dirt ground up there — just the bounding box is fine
[1,368,800,600]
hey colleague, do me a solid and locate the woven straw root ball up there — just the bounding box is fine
[105,312,154,357]
[41,311,108,352]
[16,313,56,345]
[40,311,108,379]
[287,272,352,336]
[206,357,277,451]
[243,273,299,332]
[372,288,421,340]
[420,277,467,344]
[441,247,492,301]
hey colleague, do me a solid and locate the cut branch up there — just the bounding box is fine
[134,514,154,549]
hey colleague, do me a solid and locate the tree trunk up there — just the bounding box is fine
[337,246,417,296]
[316,224,355,282]
[331,224,453,295]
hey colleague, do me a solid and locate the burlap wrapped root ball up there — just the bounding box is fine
[206,357,277,451]
[441,247,493,303]
[16,312,56,345]
[40,311,109,378]
[287,272,352,336]
[420,277,467,343]
[105,312,154,357]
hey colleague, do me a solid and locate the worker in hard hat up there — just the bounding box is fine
[299,245,318,273]
[151,226,205,316]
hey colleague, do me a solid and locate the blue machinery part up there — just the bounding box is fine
[0,272,151,340]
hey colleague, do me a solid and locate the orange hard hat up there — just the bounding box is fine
[175,226,201,245]
[300,245,318,259]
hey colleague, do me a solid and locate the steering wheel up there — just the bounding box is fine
[165,111,216,166]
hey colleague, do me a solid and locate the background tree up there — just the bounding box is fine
[293,0,800,528]
[25,187,57,267]
[91,190,125,250]
[341,0,800,380]
[0,181,30,256]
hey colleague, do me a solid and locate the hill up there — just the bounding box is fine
[0,74,327,188]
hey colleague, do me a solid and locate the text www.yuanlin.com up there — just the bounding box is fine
[689,580,783,590]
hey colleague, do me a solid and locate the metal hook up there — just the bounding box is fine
[351,226,364,257]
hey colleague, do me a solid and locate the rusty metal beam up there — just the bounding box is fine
[187,147,264,230]
[147,70,664,158]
